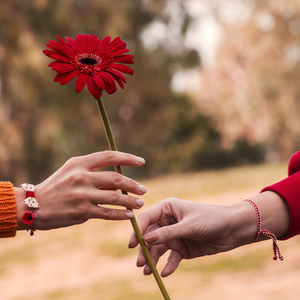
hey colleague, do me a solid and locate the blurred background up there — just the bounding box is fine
[1,0,300,299]
[1,0,300,184]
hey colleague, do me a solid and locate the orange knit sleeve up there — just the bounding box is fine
[0,182,17,238]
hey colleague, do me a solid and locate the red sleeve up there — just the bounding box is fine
[261,151,300,240]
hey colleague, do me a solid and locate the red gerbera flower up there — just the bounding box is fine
[43,34,134,99]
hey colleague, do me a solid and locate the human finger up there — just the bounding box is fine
[94,171,147,196]
[143,222,187,245]
[66,151,145,171]
[161,250,183,277]
[143,244,169,275]
[128,202,166,248]
[88,205,136,221]
[36,203,136,230]
[89,190,145,209]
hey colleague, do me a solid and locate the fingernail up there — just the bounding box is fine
[144,233,158,244]
[136,199,144,207]
[136,156,145,165]
[138,184,147,194]
[125,212,135,219]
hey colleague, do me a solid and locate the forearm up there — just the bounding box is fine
[230,191,289,248]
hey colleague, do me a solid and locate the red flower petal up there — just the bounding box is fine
[54,71,77,85]
[111,74,124,89]
[49,61,75,73]
[49,38,70,57]
[108,69,126,83]
[112,49,129,57]
[75,73,88,93]
[56,35,71,50]
[99,71,115,85]
[112,55,134,64]
[110,63,133,75]
[75,34,86,53]
[87,76,102,99]
[93,74,105,90]
[99,36,111,49]
[105,81,117,95]
[43,49,53,58]
[65,37,79,53]
[89,35,100,52]
[44,50,71,62]
[107,37,125,53]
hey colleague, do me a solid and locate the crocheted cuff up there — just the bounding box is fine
[0,182,17,238]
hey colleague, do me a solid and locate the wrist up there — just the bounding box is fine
[229,201,258,248]
[228,191,290,249]
[249,191,289,240]
[15,185,41,232]
[14,187,28,230]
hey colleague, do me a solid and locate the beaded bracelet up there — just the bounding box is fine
[244,199,283,261]
[21,184,40,236]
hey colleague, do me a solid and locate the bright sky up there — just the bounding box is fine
[140,0,222,92]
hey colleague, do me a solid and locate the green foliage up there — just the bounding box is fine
[158,94,264,173]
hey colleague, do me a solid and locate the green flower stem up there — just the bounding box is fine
[96,97,171,300]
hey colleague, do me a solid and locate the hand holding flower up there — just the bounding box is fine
[15,151,146,230]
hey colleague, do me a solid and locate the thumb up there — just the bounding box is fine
[144,223,184,245]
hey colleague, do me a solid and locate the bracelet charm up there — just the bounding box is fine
[21,184,39,236]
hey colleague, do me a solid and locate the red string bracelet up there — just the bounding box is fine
[244,199,283,261]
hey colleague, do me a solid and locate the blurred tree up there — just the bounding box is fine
[0,0,276,184]
[193,0,300,162]
[0,0,208,183]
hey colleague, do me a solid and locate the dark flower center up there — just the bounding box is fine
[79,57,98,66]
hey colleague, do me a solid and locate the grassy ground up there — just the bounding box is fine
[1,162,300,300]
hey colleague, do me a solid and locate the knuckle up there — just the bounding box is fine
[110,191,120,205]
[137,211,148,223]
[163,197,179,207]
[73,190,85,202]
[164,197,177,203]
[161,227,172,237]
[64,156,80,169]
[72,203,90,223]
[129,179,136,191]
[111,172,122,187]
[124,153,133,164]
[69,172,87,186]
[102,150,115,163]
[137,213,144,222]
[100,207,113,219]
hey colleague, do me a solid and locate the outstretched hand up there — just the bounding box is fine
[16,151,147,230]
[128,198,242,277]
